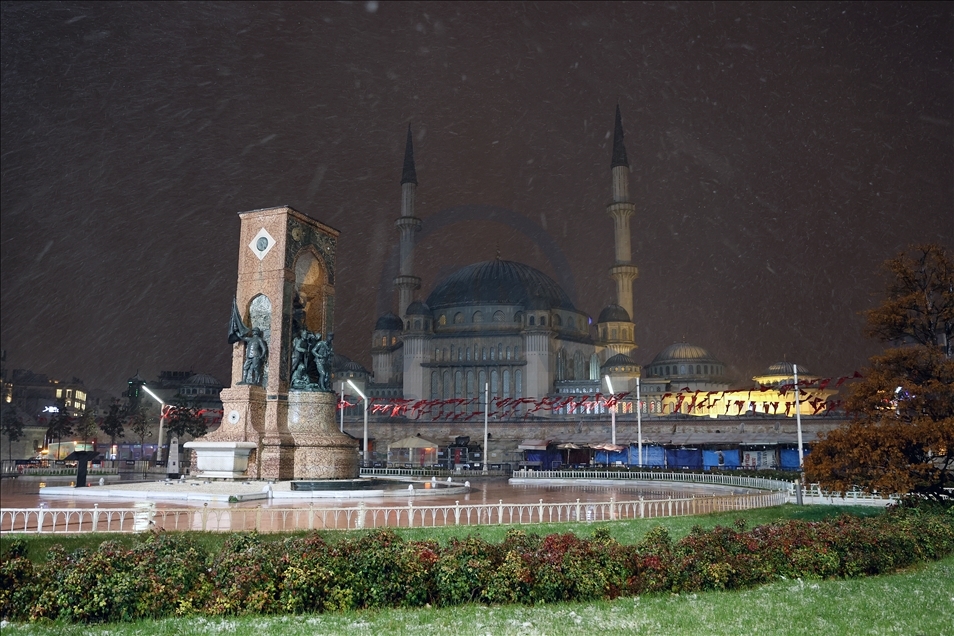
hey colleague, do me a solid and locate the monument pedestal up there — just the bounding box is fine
[287,391,359,479]
[187,385,266,480]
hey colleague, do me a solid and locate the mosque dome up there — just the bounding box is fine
[647,342,726,380]
[185,373,222,388]
[598,304,631,323]
[374,312,403,331]
[762,361,810,376]
[405,300,430,316]
[333,354,369,375]
[426,260,576,311]
[601,353,639,371]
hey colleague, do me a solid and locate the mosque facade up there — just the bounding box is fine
[332,109,834,421]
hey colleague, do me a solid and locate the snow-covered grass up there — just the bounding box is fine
[5,553,951,636]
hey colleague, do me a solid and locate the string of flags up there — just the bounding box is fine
[335,372,862,420]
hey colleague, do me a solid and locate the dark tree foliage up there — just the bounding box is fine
[164,399,208,442]
[74,411,98,444]
[1,405,25,461]
[806,244,954,499]
[128,405,152,452]
[99,400,125,445]
[46,404,73,451]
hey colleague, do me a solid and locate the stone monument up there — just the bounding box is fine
[186,206,359,480]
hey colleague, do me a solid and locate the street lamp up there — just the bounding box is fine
[635,376,643,468]
[347,380,369,467]
[483,382,489,475]
[604,375,616,446]
[141,386,166,465]
[794,364,805,505]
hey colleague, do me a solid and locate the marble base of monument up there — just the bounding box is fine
[183,441,258,480]
[286,390,359,479]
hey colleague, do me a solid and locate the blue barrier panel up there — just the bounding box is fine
[779,447,809,470]
[634,444,666,467]
[703,448,741,469]
[666,447,703,469]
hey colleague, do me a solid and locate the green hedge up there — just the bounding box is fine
[2,502,951,623]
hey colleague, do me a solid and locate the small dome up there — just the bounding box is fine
[762,361,810,376]
[650,343,719,365]
[405,300,430,316]
[602,353,638,369]
[374,312,403,331]
[598,304,631,323]
[332,354,369,375]
[185,373,222,387]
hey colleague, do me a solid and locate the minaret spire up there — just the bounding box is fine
[401,124,418,185]
[606,105,638,337]
[395,124,422,317]
[611,104,629,169]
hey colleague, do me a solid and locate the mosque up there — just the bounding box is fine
[332,107,837,423]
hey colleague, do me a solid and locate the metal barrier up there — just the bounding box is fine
[0,489,788,535]
[510,468,792,492]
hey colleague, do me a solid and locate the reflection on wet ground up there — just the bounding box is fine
[1,475,752,511]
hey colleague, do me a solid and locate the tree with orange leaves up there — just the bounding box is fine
[805,244,953,499]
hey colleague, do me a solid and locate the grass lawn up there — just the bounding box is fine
[0,503,885,561]
[3,553,950,635]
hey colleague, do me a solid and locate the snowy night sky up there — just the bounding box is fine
[1,1,951,394]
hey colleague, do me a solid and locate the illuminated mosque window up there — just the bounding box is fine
[506,346,511,359]
[439,314,447,326]
[680,365,686,374]
[381,337,387,347]
[482,347,487,360]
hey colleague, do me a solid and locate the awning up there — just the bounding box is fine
[589,443,626,452]
[517,439,549,451]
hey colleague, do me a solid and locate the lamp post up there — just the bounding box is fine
[604,375,616,446]
[141,386,166,465]
[483,382,489,475]
[347,380,369,467]
[339,381,345,432]
[636,376,643,467]
[794,364,805,505]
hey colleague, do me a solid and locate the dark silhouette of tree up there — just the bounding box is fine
[1,405,25,462]
[74,411,98,445]
[46,404,74,458]
[806,244,954,499]
[128,405,152,459]
[164,399,208,443]
[99,400,125,445]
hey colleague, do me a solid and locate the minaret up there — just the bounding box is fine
[607,105,639,322]
[394,124,422,317]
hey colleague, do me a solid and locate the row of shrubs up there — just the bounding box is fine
[2,502,951,623]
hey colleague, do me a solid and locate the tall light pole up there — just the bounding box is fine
[604,375,616,446]
[636,376,643,468]
[347,380,369,467]
[141,386,166,465]
[483,382,489,475]
[794,364,805,504]
[339,381,345,432]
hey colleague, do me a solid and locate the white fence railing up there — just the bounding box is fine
[0,489,789,535]
[509,469,792,492]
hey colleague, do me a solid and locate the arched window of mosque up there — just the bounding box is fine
[696,365,701,374]
[406,321,410,330]
[489,347,495,361]
[430,371,439,400]
[553,314,562,327]
[414,319,421,330]
[514,312,523,323]
[391,336,397,345]
[679,365,686,374]
[439,314,447,326]
[515,370,523,398]
[454,371,463,400]
[466,347,471,361]
[665,366,670,375]
[454,312,463,324]
[478,370,486,393]
[466,371,476,403]
[514,345,520,357]
[481,347,487,360]
[491,369,499,395]
[704,365,708,374]
[473,311,483,323]
[458,347,463,361]
[381,337,387,347]
[611,328,617,340]
[442,371,452,400]
[528,316,535,326]
[540,316,546,326]
[503,370,511,398]
[493,310,504,322]
[506,346,511,360]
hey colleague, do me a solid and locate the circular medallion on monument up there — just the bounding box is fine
[228,410,240,424]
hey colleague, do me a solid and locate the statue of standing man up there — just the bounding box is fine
[311,332,334,392]
[239,328,269,386]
